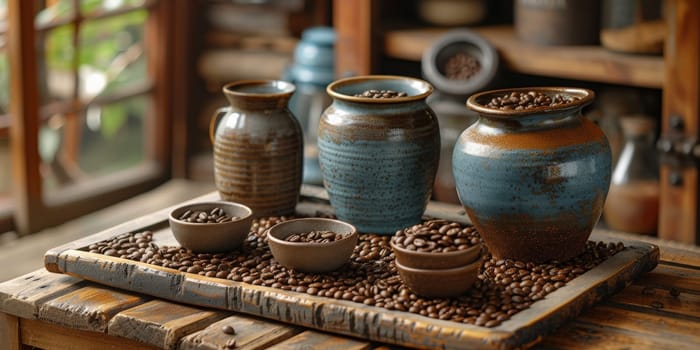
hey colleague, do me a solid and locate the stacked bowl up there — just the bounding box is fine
[390,219,483,298]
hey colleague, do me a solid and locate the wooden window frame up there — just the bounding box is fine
[2,0,195,235]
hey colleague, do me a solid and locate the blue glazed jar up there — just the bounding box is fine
[318,75,440,234]
[453,87,611,263]
[285,27,336,185]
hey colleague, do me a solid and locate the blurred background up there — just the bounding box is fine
[0,0,696,280]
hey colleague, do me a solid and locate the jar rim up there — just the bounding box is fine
[466,87,595,117]
[223,80,296,97]
[326,75,433,103]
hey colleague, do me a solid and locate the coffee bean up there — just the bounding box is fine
[392,220,481,253]
[283,230,348,243]
[177,207,239,224]
[222,325,236,335]
[444,52,481,80]
[92,218,623,329]
[485,91,580,110]
[354,89,408,98]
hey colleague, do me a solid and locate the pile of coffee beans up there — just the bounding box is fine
[177,207,238,224]
[354,89,408,98]
[89,216,624,328]
[392,219,481,253]
[444,52,481,80]
[284,230,348,243]
[486,91,581,110]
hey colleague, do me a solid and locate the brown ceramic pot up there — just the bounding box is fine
[210,80,303,217]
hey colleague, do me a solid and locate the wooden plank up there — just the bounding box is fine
[0,269,84,320]
[638,264,700,292]
[108,300,226,349]
[659,0,700,244]
[540,319,699,350]
[383,26,664,89]
[39,285,148,332]
[608,284,700,319]
[0,312,20,350]
[179,314,300,350]
[20,317,161,350]
[266,330,371,350]
[577,305,700,345]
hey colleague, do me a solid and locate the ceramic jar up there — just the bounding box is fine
[453,87,611,263]
[285,26,336,185]
[210,80,303,217]
[318,75,440,234]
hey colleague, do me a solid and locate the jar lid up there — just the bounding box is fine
[421,29,499,97]
[619,114,656,136]
[294,27,336,67]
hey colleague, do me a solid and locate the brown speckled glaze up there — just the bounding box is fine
[453,87,611,263]
[211,80,303,217]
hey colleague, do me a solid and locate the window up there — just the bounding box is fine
[1,0,190,234]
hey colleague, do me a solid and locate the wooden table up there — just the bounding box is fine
[1,193,700,349]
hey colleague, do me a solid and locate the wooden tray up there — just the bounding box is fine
[44,187,659,350]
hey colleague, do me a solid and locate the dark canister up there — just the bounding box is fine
[318,75,440,234]
[453,87,611,263]
[515,0,601,46]
[210,80,303,217]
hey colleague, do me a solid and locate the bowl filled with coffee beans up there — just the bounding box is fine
[266,218,358,273]
[168,201,253,253]
[390,219,482,269]
[390,219,483,297]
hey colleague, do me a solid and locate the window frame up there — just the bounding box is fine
[2,0,193,234]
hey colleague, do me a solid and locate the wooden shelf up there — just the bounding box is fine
[384,26,664,89]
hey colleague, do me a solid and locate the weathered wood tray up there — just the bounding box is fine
[44,186,659,350]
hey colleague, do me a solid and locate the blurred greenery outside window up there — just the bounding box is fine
[0,0,151,198]
[0,0,10,202]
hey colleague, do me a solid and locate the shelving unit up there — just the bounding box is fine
[384,26,664,89]
[332,0,700,244]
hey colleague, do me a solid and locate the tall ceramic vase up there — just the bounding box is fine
[210,80,303,217]
[453,87,611,263]
[318,75,440,234]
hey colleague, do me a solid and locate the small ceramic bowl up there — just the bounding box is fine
[169,201,253,253]
[267,218,358,273]
[395,258,481,298]
[390,239,481,269]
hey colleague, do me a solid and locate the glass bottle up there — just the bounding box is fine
[603,114,660,235]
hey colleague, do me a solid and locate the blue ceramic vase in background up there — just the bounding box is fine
[285,26,336,185]
[318,75,440,234]
[453,87,611,263]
